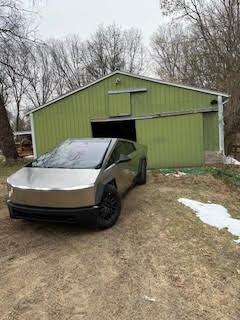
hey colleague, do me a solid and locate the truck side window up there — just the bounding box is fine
[123,142,135,154]
[106,141,135,168]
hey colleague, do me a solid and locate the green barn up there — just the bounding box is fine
[26,71,229,168]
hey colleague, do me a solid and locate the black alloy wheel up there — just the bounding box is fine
[137,158,147,185]
[97,184,121,229]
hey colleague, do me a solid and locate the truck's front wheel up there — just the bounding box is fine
[97,184,121,229]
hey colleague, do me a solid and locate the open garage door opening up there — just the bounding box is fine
[91,120,136,141]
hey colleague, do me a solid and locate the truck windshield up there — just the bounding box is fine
[31,139,110,169]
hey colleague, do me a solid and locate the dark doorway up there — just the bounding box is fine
[91,120,136,141]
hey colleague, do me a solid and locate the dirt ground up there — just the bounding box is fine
[1,169,240,320]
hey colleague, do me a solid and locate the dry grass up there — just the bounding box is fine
[0,159,30,208]
[0,159,30,177]
[0,165,240,319]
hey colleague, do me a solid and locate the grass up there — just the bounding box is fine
[159,165,240,189]
[0,159,31,207]
[0,159,30,179]
[212,166,240,187]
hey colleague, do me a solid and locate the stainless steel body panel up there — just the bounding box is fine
[98,139,146,194]
[7,138,147,211]
[8,167,100,190]
[9,186,96,208]
[7,168,100,208]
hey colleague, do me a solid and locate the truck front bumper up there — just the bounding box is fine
[7,200,99,224]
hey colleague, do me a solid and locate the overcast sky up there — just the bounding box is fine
[28,0,163,43]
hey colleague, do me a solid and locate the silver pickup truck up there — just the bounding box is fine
[7,138,147,228]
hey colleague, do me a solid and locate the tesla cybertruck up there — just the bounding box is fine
[7,138,147,228]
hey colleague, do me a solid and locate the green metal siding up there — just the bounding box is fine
[203,112,219,151]
[33,94,92,156]
[136,114,204,168]
[33,73,218,167]
[108,93,130,116]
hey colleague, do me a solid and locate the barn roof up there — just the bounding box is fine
[25,70,230,116]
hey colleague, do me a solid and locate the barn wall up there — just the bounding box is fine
[203,112,219,151]
[108,93,131,116]
[136,114,204,168]
[33,73,219,167]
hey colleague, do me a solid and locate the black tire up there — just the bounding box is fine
[137,158,147,185]
[96,184,121,229]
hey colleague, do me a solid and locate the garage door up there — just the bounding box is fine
[136,113,204,168]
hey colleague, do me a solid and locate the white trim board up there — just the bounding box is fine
[218,95,225,154]
[25,71,230,116]
[91,107,218,123]
[108,88,147,94]
[30,114,37,159]
[14,131,32,136]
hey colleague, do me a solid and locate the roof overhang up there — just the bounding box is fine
[25,71,230,116]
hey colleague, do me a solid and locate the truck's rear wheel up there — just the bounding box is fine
[137,158,147,185]
[97,184,121,229]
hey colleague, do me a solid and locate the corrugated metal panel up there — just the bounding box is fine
[108,93,131,116]
[136,114,204,168]
[33,73,216,163]
[33,93,92,156]
[203,112,219,151]
[130,85,217,115]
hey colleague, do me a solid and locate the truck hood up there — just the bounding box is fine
[7,167,101,191]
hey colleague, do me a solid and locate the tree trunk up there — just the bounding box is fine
[16,102,20,132]
[0,94,18,160]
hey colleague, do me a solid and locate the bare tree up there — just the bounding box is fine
[151,23,188,82]
[0,0,35,69]
[123,28,146,73]
[156,0,240,153]
[0,0,39,159]
[0,72,18,159]
[46,27,146,96]
[81,24,146,79]
[4,41,31,130]
[151,23,215,86]
[48,36,90,95]
[25,44,58,108]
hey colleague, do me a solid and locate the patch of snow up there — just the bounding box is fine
[166,171,186,177]
[143,295,156,302]
[178,198,240,243]
[173,171,187,177]
[224,156,240,165]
